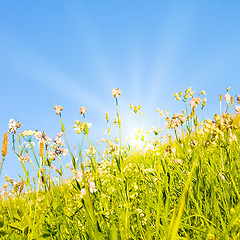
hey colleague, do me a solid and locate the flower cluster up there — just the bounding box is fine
[8,119,21,133]
[73,120,92,135]
[129,104,142,115]
[79,106,87,115]
[54,105,63,115]
[202,113,238,144]
[112,88,121,99]
[49,132,68,160]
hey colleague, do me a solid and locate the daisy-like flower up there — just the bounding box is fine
[35,131,42,140]
[8,119,17,133]
[235,105,240,112]
[88,180,97,193]
[53,136,64,146]
[49,150,57,160]
[61,147,68,156]
[80,188,86,198]
[79,106,87,114]
[54,105,63,115]
[225,93,230,103]
[174,159,183,165]
[19,154,30,163]
[76,170,84,181]
[112,88,121,99]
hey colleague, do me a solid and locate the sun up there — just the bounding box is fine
[125,128,151,150]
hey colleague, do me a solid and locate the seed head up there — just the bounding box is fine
[2,132,8,157]
[105,112,109,122]
[39,140,44,157]
[219,94,222,101]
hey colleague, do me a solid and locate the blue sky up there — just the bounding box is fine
[0,1,240,182]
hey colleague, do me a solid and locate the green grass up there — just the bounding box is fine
[0,88,240,239]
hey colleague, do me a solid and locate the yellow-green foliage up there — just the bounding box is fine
[0,87,240,239]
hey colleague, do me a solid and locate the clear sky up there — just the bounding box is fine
[0,1,240,182]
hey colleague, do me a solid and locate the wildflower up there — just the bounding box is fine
[237,95,240,104]
[157,109,163,116]
[202,98,207,107]
[51,165,56,170]
[174,93,181,101]
[171,148,176,154]
[54,105,63,115]
[19,154,30,163]
[79,106,87,114]
[49,150,57,160]
[57,132,63,138]
[174,159,183,165]
[225,93,230,103]
[2,183,8,188]
[166,116,170,122]
[21,130,35,136]
[199,90,206,94]
[219,172,225,181]
[113,119,118,126]
[112,88,121,98]
[88,180,97,193]
[235,105,240,112]
[2,132,8,157]
[80,188,86,197]
[8,119,17,133]
[186,87,192,94]
[5,176,10,182]
[192,140,198,145]
[178,114,186,124]
[189,91,194,97]
[76,170,84,180]
[53,136,64,146]
[35,131,42,140]
[61,148,68,156]
[85,145,96,156]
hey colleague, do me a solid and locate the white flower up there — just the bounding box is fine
[8,119,17,133]
[61,148,68,156]
[88,180,97,193]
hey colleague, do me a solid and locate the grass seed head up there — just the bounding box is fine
[2,132,8,157]
[39,140,44,157]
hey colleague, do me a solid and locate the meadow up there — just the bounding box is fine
[0,87,240,239]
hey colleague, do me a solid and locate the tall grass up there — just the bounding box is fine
[0,87,240,239]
